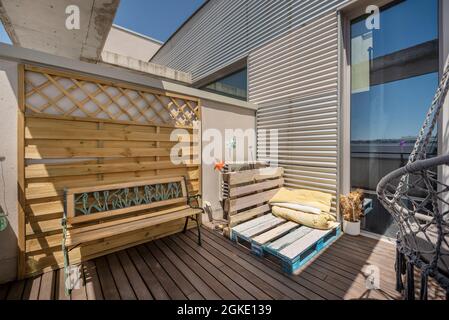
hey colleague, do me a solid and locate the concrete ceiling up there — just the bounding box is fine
[0,0,120,62]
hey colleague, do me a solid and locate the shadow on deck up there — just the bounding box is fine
[0,228,446,300]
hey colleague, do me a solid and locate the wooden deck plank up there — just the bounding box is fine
[337,236,396,259]
[198,227,342,300]
[95,256,121,300]
[190,229,315,300]
[38,271,55,300]
[287,250,381,300]
[178,232,273,300]
[334,239,397,266]
[186,291,204,300]
[136,244,187,300]
[116,251,153,300]
[55,269,70,300]
[337,235,396,254]
[6,280,25,300]
[168,236,253,300]
[294,266,347,298]
[312,243,399,292]
[306,262,366,294]
[183,231,285,300]
[146,241,201,300]
[306,259,397,300]
[106,254,137,300]
[325,242,398,283]
[154,239,220,300]
[162,237,238,300]
[318,243,397,282]
[22,276,41,300]
[70,265,88,300]
[0,283,10,300]
[83,260,104,300]
[316,255,399,297]
[342,235,396,253]
[192,228,312,300]
[126,247,169,300]
[2,228,445,301]
[314,249,393,290]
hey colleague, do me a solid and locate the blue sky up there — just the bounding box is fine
[0,0,205,45]
[114,0,205,42]
[351,73,438,141]
[350,0,438,142]
[0,23,12,44]
[351,0,437,59]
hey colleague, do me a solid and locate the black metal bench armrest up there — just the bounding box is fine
[187,194,203,210]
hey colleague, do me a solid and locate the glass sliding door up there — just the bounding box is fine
[350,0,439,237]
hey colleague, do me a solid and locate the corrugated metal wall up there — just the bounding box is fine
[152,0,346,83]
[153,0,346,207]
[251,11,339,202]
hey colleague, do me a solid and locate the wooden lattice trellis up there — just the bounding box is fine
[24,65,200,127]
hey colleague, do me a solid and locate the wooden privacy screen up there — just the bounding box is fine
[19,65,201,278]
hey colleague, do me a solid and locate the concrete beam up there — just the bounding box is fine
[0,0,119,62]
[0,43,258,111]
[100,50,192,84]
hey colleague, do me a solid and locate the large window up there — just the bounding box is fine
[350,0,439,236]
[201,68,248,101]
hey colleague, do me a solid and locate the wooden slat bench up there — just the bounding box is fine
[62,176,203,293]
[223,167,341,274]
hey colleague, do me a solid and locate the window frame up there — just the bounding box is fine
[193,58,248,101]
[338,0,443,197]
[200,67,248,101]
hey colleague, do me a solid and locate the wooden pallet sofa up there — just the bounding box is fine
[223,167,341,274]
[62,176,203,293]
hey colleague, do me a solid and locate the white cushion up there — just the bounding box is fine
[270,202,321,215]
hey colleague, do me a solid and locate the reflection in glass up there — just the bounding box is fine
[202,68,248,101]
[350,0,438,236]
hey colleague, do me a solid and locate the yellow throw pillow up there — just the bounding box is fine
[272,206,336,230]
[270,187,332,213]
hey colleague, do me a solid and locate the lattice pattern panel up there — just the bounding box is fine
[73,181,183,217]
[24,66,200,127]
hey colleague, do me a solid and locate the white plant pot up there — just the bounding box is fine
[343,220,361,236]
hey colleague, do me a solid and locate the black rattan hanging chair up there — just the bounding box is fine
[377,56,449,300]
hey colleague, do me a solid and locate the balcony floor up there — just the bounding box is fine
[0,227,446,300]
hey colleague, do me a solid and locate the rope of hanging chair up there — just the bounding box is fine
[377,54,449,300]
[409,57,449,162]
[394,57,449,199]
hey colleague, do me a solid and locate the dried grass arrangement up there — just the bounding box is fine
[340,189,365,222]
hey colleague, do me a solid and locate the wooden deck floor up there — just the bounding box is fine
[0,227,446,300]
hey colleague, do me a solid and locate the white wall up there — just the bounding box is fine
[0,59,18,284]
[103,25,162,62]
[201,100,256,219]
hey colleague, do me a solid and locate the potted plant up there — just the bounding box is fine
[340,190,365,236]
